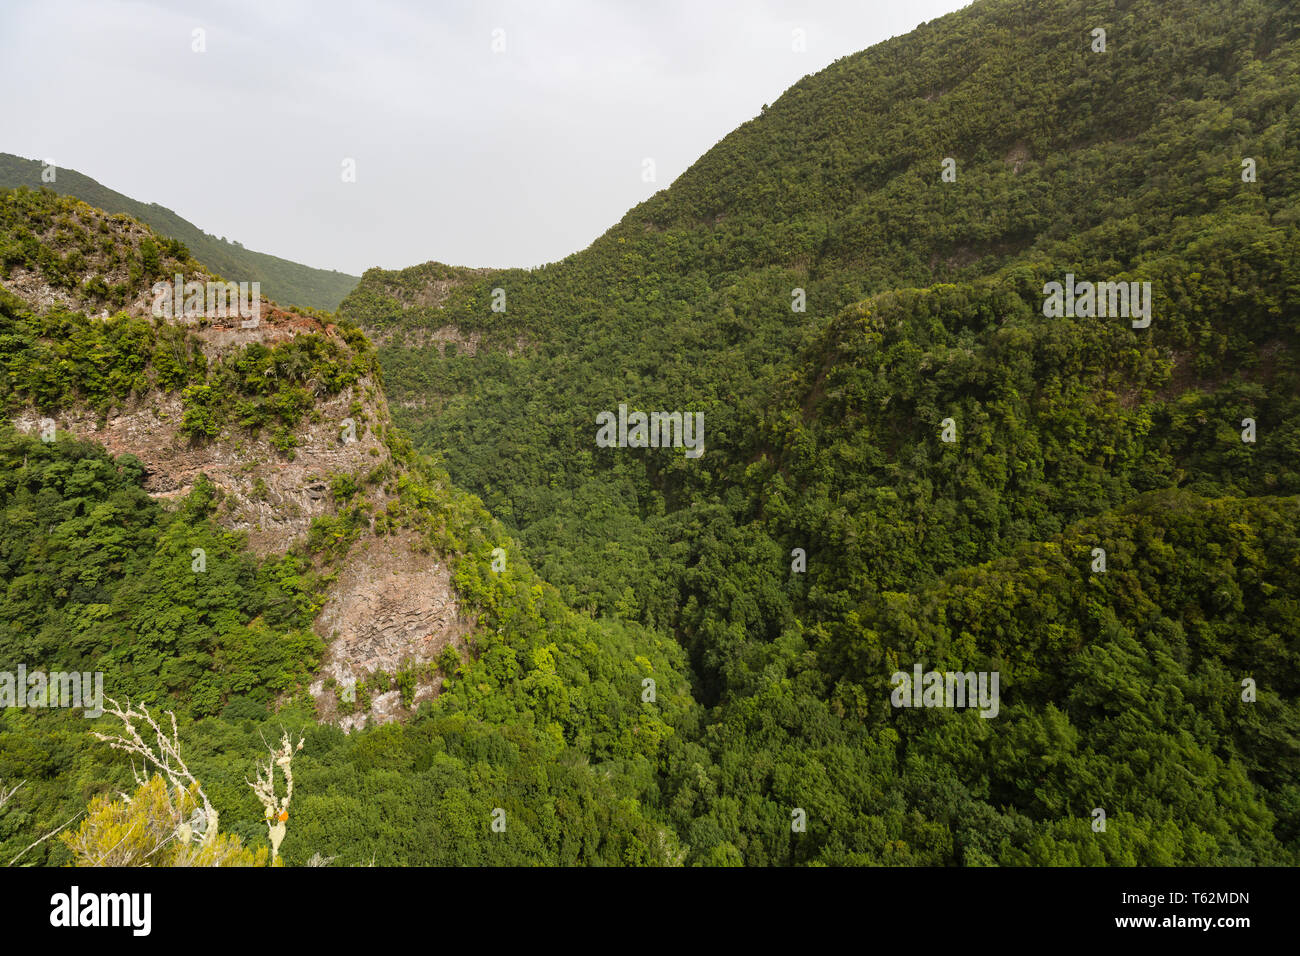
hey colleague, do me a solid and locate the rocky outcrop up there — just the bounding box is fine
[308,531,471,732]
[11,381,384,556]
[2,209,476,732]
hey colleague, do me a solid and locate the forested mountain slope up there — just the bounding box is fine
[345,0,1299,647]
[335,0,1300,864]
[0,188,694,865]
[0,0,1295,866]
[0,153,359,311]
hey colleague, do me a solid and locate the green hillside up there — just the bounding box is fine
[0,152,359,311]
[0,0,1297,867]
[341,0,1300,863]
[0,188,696,865]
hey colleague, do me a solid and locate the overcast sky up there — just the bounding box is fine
[0,0,970,275]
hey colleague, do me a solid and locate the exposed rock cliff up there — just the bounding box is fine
[1,189,472,730]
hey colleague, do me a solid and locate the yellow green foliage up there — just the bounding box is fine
[61,776,272,867]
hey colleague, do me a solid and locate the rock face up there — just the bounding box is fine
[12,381,384,557]
[8,292,389,557]
[308,531,471,733]
[13,350,470,730]
[4,266,386,553]
[4,234,476,732]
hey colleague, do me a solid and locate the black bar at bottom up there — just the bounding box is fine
[1,864,1288,944]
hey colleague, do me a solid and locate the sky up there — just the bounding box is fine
[0,0,971,275]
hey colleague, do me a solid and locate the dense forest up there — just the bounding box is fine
[1,0,1298,866]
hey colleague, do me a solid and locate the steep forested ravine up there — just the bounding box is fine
[1,0,1297,866]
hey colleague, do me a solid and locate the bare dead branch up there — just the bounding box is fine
[91,698,218,844]
[246,729,304,860]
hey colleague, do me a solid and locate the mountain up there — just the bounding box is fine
[344,0,1299,627]
[0,187,694,864]
[0,153,359,311]
[2,0,1299,867]
[339,0,1300,864]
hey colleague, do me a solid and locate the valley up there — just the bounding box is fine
[0,0,1297,869]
